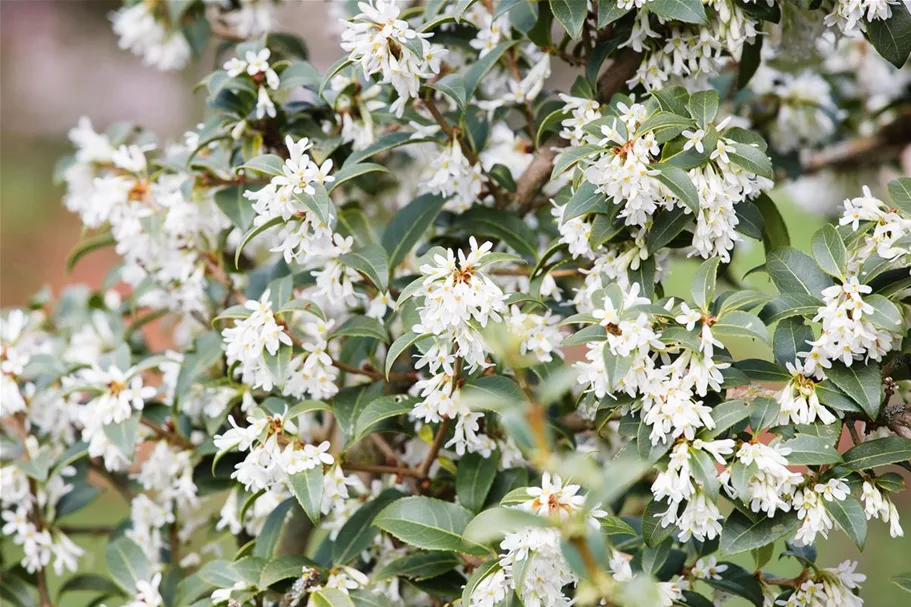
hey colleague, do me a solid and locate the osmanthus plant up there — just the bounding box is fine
[3,1,911,607]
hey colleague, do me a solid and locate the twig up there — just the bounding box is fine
[342,462,423,478]
[846,421,862,446]
[141,418,195,450]
[418,417,452,478]
[514,48,644,215]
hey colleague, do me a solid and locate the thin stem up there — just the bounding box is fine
[342,462,423,478]
[141,418,195,450]
[846,421,862,446]
[418,417,452,479]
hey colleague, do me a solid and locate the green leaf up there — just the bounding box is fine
[260,555,317,588]
[865,294,903,330]
[289,466,323,525]
[752,192,790,251]
[456,451,500,512]
[215,185,256,231]
[687,90,720,127]
[551,0,586,38]
[750,397,780,432]
[353,395,419,442]
[332,315,388,343]
[463,41,517,103]
[263,343,292,388]
[385,331,430,379]
[103,411,142,459]
[462,561,501,606]
[719,510,799,557]
[887,177,911,213]
[374,551,461,581]
[382,193,447,269]
[892,573,911,595]
[564,181,608,222]
[638,111,694,136]
[253,497,296,558]
[462,506,550,544]
[704,563,763,607]
[781,434,843,465]
[460,375,525,412]
[652,164,699,213]
[237,153,284,176]
[340,244,389,292]
[551,144,600,179]
[333,490,404,565]
[1,574,36,607]
[293,183,333,226]
[427,73,466,110]
[329,162,391,194]
[278,298,327,321]
[311,589,356,607]
[647,206,691,254]
[728,142,773,178]
[826,495,867,550]
[843,436,911,470]
[760,293,822,324]
[691,449,721,498]
[345,131,427,167]
[279,60,320,89]
[766,247,833,298]
[59,573,126,599]
[351,591,396,607]
[649,0,708,24]
[866,6,911,68]
[641,498,676,548]
[235,215,284,268]
[713,311,769,344]
[66,233,116,273]
[598,0,630,26]
[772,317,813,368]
[825,362,882,419]
[454,207,539,260]
[105,537,151,594]
[811,224,847,280]
[701,400,752,439]
[692,257,720,312]
[319,56,354,99]
[373,496,482,553]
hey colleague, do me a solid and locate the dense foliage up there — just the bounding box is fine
[2,1,911,606]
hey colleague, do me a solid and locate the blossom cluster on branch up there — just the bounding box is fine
[2,1,911,607]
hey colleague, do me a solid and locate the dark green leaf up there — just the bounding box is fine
[382,193,447,269]
[456,451,500,512]
[766,248,833,298]
[289,466,323,525]
[866,6,911,68]
[374,496,481,553]
[719,510,799,557]
[652,164,699,213]
[826,495,867,550]
[843,436,911,470]
[551,0,586,38]
[811,224,847,280]
[825,362,882,419]
[649,0,708,24]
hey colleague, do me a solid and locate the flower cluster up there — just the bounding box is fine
[4,2,911,607]
[340,0,445,116]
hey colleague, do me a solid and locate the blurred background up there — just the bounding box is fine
[0,1,908,604]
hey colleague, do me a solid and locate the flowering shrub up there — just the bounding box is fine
[3,1,911,607]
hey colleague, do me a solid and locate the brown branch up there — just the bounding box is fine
[141,418,195,450]
[802,109,911,175]
[342,462,423,478]
[514,48,643,214]
[419,417,452,478]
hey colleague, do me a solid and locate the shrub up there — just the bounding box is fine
[2,1,910,606]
